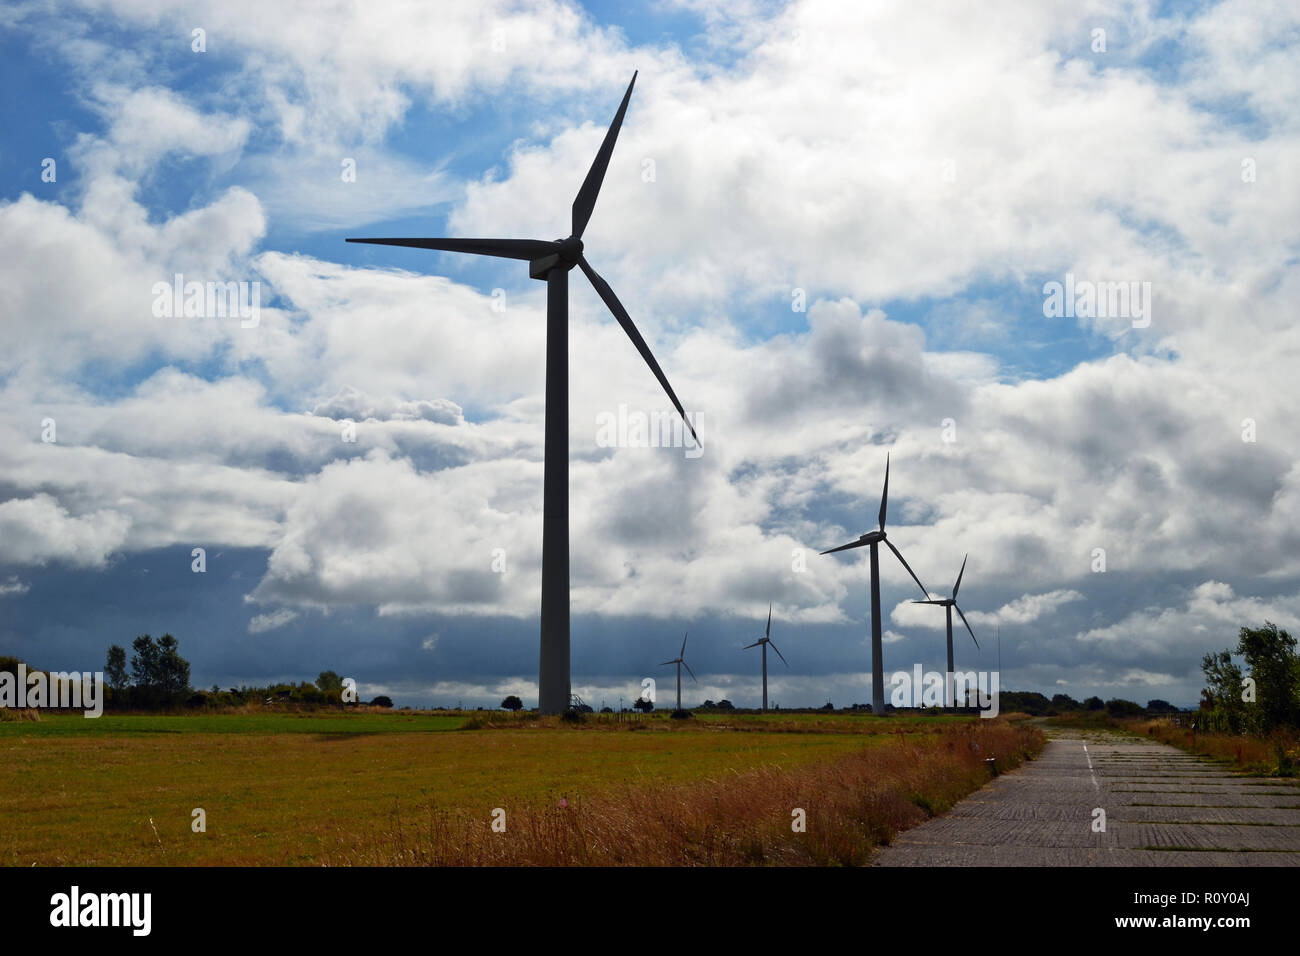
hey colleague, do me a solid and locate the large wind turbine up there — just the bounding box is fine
[659,632,696,712]
[912,554,979,708]
[347,74,698,715]
[820,454,929,715]
[744,604,788,712]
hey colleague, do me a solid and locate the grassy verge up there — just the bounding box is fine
[1047,713,1300,776]
[338,719,1043,866]
[1136,720,1298,776]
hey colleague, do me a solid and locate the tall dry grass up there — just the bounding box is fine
[0,707,40,722]
[1137,718,1300,776]
[336,719,1042,866]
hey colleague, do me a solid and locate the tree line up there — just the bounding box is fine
[101,635,391,710]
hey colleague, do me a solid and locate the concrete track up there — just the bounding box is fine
[873,730,1300,866]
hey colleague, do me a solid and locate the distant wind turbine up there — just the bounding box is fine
[744,604,789,712]
[347,73,698,715]
[659,632,696,712]
[820,454,929,715]
[912,554,979,708]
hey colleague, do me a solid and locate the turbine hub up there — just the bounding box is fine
[557,235,584,263]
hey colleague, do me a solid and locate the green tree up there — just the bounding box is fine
[500,695,523,711]
[105,645,129,694]
[1235,621,1300,732]
[317,671,343,692]
[1105,698,1143,717]
[130,635,160,696]
[1201,648,1247,733]
[155,634,191,699]
[1083,696,1104,711]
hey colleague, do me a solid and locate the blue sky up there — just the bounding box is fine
[2,0,1298,709]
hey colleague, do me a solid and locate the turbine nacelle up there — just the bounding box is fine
[529,236,585,279]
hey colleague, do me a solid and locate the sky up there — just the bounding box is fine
[1,0,1298,710]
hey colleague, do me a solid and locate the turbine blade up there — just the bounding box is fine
[346,237,557,260]
[768,640,791,669]
[682,660,697,682]
[743,641,762,649]
[660,659,676,667]
[572,72,637,238]
[911,599,946,605]
[955,605,979,649]
[766,603,772,639]
[819,539,868,555]
[884,538,929,598]
[953,553,968,599]
[878,453,890,531]
[681,632,688,658]
[579,256,699,446]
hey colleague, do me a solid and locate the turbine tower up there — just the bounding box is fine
[912,554,979,708]
[820,454,929,715]
[659,632,696,712]
[744,604,788,712]
[347,74,698,715]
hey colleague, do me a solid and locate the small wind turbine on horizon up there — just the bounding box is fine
[912,554,979,708]
[744,604,788,712]
[820,454,929,715]
[659,632,697,712]
[347,73,698,715]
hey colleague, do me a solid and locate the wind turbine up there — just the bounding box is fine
[912,554,979,708]
[744,604,788,712]
[659,632,696,712]
[820,454,929,715]
[347,74,698,715]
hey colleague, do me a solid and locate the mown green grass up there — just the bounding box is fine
[0,710,467,737]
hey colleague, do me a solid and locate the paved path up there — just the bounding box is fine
[873,731,1300,866]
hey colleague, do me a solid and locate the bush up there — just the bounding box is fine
[1105,698,1144,717]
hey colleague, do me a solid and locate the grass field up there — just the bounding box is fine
[2,709,1043,866]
